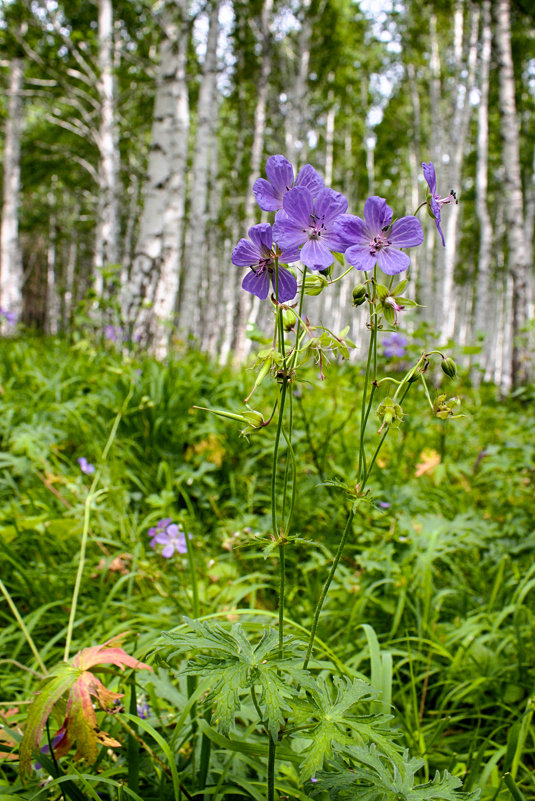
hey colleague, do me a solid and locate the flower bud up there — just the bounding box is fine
[242,410,264,428]
[282,309,297,331]
[441,357,457,379]
[352,285,367,307]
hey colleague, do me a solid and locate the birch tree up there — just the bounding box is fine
[126,0,190,349]
[494,0,531,386]
[178,0,220,342]
[0,55,24,322]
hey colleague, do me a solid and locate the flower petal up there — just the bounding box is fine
[271,267,297,302]
[253,178,282,212]
[161,544,174,558]
[282,186,313,227]
[278,245,300,264]
[248,223,273,253]
[315,188,348,225]
[377,247,410,275]
[300,239,333,271]
[295,164,325,197]
[333,215,369,250]
[364,196,393,236]
[265,155,294,196]
[242,268,270,300]
[232,239,261,267]
[422,162,437,194]
[389,216,424,248]
[345,244,377,272]
[272,215,307,251]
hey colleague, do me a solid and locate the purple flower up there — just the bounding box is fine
[334,196,423,276]
[253,154,325,212]
[0,308,17,325]
[137,701,151,719]
[150,521,189,558]
[78,456,95,475]
[422,162,456,247]
[272,187,349,272]
[34,732,66,771]
[104,324,123,342]
[148,518,173,539]
[383,332,407,359]
[232,223,299,302]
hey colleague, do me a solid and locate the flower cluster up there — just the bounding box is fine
[148,519,189,558]
[383,332,407,359]
[78,456,95,475]
[232,155,443,303]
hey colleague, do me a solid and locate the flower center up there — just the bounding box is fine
[307,213,326,240]
[370,231,390,253]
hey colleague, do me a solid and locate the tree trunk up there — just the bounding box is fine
[0,57,24,324]
[94,0,120,302]
[473,0,493,381]
[179,0,220,342]
[125,0,190,348]
[494,0,531,386]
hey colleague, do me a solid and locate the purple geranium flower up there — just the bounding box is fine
[148,518,173,539]
[383,332,407,358]
[34,732,66,771]
[150,521,189,558]
[253,154,325,212]
[422,162,456,247]
[78,456,95,475]
[232,222,299,302]
[137,701,151,719]
[104,324,123,342]
[334,196,423,276]
[0,308,17,325]
[272,187,348,272]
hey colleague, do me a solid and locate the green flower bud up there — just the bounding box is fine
[441,357,457,379]
[352,285,367,307]
[282,308,297,331]
[242,410,265,428]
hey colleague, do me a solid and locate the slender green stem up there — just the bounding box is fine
[303,506,356,669]
[0,579,48,675]
[267,735,276,801]
[64,386,132,662]
[176,484,200,618]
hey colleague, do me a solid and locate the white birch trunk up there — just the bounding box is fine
[442,2,479,339]
[473,0,493,381]
[46,180,60,334]
[125,0,190,348]
[0,57,24,322]
[494,0,531,385]
[94,0,120,288]
[178,0,220,342]
[285,0,312,166]
[233,0,274,364]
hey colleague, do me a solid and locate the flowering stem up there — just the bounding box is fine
[303,505,356,669]
[176,484,200,618]
[267,735,276,801]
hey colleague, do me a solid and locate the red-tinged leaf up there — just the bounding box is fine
[67,681,99,764]
[19,665,77,779]
[72,636,153,673]
[78,671,123,710]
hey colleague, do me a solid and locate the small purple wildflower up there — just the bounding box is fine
[34,732,66,771]
[253,154,325,212]
[378,501,391,509]
[383,332,407,359]
[335,196,423,275]
[150,521,189,558]
[78,456,95,475]
[137,701,151,719]
[272,186,349,271]
[104,324,124,342]
[422,162,456,247]
[0,308,17,325]
[232,223,299,302]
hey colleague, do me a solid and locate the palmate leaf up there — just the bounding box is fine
[293,676,400,780]
[160,619,311,740]
[310,746,480,800]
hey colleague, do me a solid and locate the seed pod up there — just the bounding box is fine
[441,357,457,379]
[282,309,297,331]
[352,285,367,307]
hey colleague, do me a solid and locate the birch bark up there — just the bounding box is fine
[473,0,493,380]
[179,0,220,342]
[494,0,531,385]
[0,57,24,322]
[126,0,190,349]
[94,0,120,300]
